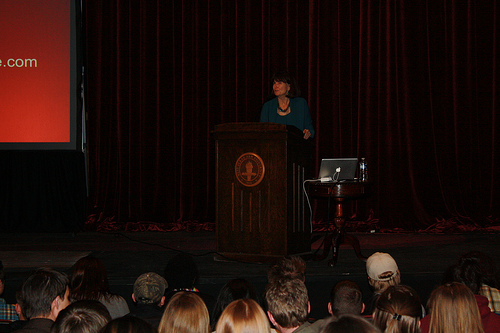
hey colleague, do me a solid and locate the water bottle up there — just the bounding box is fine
[359,158,368,181]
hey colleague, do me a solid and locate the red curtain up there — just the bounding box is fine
[85,0,499,232]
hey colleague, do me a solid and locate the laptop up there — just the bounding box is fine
[318,158,358,181]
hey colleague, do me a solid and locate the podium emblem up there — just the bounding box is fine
[235,153,265,187]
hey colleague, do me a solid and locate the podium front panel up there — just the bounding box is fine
[214,123,311,258]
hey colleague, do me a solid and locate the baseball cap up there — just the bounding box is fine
[366,252,398,281]
[133,272,168,304]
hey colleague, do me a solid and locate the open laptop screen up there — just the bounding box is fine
[318,158,358,181]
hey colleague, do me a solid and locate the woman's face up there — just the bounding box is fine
[273,80,290,97]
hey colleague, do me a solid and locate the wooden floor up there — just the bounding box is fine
[0,231,498,320]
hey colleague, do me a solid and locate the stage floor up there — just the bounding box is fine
[1,231,498,320]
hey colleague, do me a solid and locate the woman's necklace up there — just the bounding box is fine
[277,98,291,116]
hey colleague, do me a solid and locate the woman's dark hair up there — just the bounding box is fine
[70,255,112,302]
[270,70,301,98]
[461,251,499,289]
[211,278,259,330]
[443,256,483,294]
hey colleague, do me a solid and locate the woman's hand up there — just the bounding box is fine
[303,129,311,139]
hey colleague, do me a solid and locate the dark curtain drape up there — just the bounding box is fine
[85,0,499,232]
[0,151,87,232]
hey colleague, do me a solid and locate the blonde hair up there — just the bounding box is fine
[216,299,270,333]
[427,282,484,333]
[368,270,401,294]
[372,285,421,333]
[158,291,210,333]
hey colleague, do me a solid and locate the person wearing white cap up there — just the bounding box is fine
[365,252,401,315]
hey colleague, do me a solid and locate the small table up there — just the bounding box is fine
[307,180,371,266]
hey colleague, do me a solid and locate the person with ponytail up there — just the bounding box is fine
[372,285,422,333]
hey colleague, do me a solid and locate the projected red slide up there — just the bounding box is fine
[0,0,71,143]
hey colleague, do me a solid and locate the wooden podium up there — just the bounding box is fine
[213,122,313,261]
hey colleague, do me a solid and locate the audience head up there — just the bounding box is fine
[20,267,70,320]
[320,314,381,333]
[15,287,27,320]
[212,278,259,329]
[70,255,111,301]
[366,252,401,293]
[460,251,499,288]
[216,299,271,333]
[426,282,483,333]
[264,278,309,330]
[372,285,422,333]
[158,291,210,333]
[100,316,156,333]
[51,300,111,333]
[164,253,199,291]
[328,280,364,316]
[133,272,168,306]
[443,255,482,294]
[268,256,306,283]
